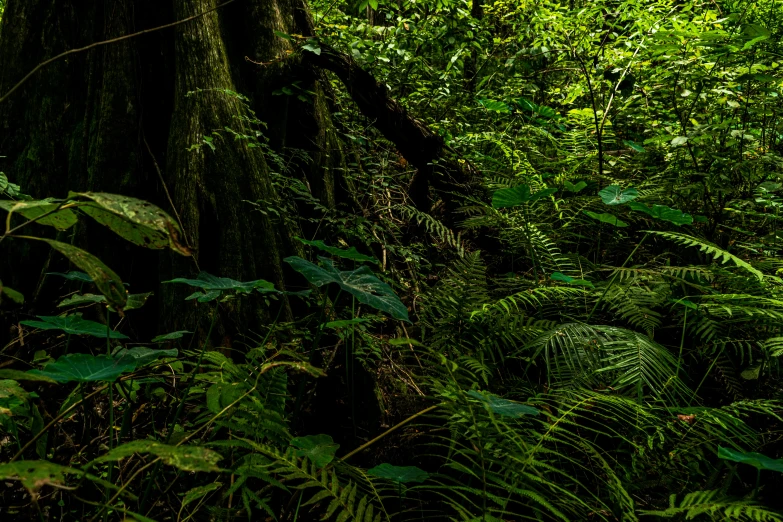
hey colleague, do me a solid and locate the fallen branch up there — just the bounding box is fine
[300,43,478,211]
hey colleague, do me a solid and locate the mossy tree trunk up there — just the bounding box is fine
[0,0,343,339]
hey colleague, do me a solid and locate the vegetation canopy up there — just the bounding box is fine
[0,0,782,520]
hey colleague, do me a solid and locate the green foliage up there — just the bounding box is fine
[20,314,129,339]
[28,353,136,383]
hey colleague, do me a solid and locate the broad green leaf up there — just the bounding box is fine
[290,434,340,468]
[599,185,639,205]
[57,292,152,312]
[550,272,594,288]
[302,40,321,56]
[478,99,512,113]
[628,202,693,225]
[296,237,377,263]
[0,199,77,230]
[564,180,588,193]
[367,463,429,484]
[113,347,178,367]
[0,282,24,304]
[324,318,371,329]
[152,330,192,342]
[0,370,56,383]
[718,447,783,473]
[584,211,628,227]
[93,440,222,472]
[57,293,105,308]
[48,271,94,283]
[33,239,126,310]
[21,314,129,339]
[492,185,557,209]
[69,192,191,256]
[671,136,689,147]
[165,272,278,302]
[466,390,539,418]
[285,257,409,322]
[0,379,33,418]
[28,353,136,383]
[623,140,645,152]
[0,460,83,493]
[206,382,248,414]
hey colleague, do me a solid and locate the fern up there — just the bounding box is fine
[647,231,765,282]
[640,489,783,521]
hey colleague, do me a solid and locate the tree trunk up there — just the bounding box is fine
[0,0,342,339]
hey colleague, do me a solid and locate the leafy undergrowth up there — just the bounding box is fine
[2,0,783,520]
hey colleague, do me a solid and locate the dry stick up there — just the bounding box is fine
[339,404,439,463]
[0,0,238,105]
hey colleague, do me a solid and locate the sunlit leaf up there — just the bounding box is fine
[0,282,23,304]
[0,461,83,493]
[599,185,639,205]
[93,441,222,472]
[0,199,77,230]
[69,192,191,256]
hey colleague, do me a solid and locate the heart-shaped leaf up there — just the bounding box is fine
[627,202,693,225]
[0,199,78,230]
[32,239,126,310]
[550,272,594,288]
[21,314,128,339]
[290,434,340,469]
[599,185,639,205]
[564,180,588,193]
[466,390,539,418]
[93,441,221,472]
[296,238,377,263]
[367,463,429,484]
[584,211,628,227]
[492,185,557,209]
[718,447,783,473]
[28,353,136,383]
[69,192,191,256]
[285,256,409,322]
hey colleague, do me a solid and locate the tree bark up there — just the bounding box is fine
[0,0,342,339]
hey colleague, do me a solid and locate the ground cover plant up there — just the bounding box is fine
[0,0,782,520]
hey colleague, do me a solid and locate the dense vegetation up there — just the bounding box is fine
[1,0,783,520]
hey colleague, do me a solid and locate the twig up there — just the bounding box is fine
[0,0,239,105]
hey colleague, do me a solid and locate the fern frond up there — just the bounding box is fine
[647,231,765,282]
[640,489,783,521]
